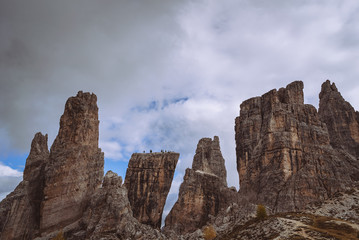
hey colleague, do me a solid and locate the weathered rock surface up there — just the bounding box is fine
[219,188,359,240]
[192,136,227,186]
[2,81,359,239]
[124,152,179,229]
[78,171,166,240]
[235,81,359,213]
[319,80,359,158]
[307,188,359,222]
[40,91,104,233]
[164,137,237,235]
[0,133,49,240]
[32,171,167,240]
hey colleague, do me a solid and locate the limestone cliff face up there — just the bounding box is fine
[124,152,179,229]
[319,80,359,158]
[235,81,358,213]
[164,137,237,234]
[0,133,49,240]
[40,91,104,233]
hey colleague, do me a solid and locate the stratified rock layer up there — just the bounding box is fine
[164,137,237,234]
[40,91,104,233]
[0,133,49,240]
[235,81,358,213]
[319,80,359,158]
[124,152,179,229]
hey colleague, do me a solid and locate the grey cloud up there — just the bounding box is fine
[0,176,22,201]
[0,0,188,150]
[1,0,359,192]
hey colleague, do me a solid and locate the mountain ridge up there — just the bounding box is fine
[0,80,358,239]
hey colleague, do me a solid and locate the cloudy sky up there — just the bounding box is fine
[1,0,359,220]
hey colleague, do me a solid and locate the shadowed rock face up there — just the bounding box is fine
[235,81,358,213]
[319,80,359,158]
[192,136,227,186]
[40,91,104,233]
[164,137,237,234]
[124,152,179,229]
[0,133,49,240]
[78,171,166,240]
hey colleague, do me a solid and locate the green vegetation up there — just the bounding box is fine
[256,204,267,220]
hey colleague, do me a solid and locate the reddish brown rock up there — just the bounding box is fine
[40,91,104,233]
[0,132,49,240]
[235,81,358,213]
[124,152,179,229]
[164,137,237,234]
[319,80,359,158]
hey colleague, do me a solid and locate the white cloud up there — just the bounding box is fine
[100,141,123,161]
[0,162,22,177]
[0,163,22,201]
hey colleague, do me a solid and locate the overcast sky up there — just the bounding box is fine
[1,0,359,220]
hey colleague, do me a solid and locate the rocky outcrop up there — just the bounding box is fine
[319,80,359,158]
[192,137,227,186]
[76,171,166,240]
[0,133,49,240]
[235,81,358,213]
[2,81,359,239]
[164,137,237,234]
[219,188,359,240]
[124,152,179,229]
[32,171,167,240]
[40,91,104,233]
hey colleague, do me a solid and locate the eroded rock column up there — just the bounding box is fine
[319,80,359,158]
[40,91,104,233]
[0,133,49,240]
[164,136,236,234]
[124,152,179,229]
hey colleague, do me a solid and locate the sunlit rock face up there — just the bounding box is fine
[124,152,179,229]
[164,136,237,234]
[40,91,104,233]
[235,81,359,213]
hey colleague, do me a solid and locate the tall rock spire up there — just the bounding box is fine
[164,136,236,234]
[0,132,49,239]
[319,80,359,158]
[124,152,179,229]
[40,91,104,233]
[192,136,227,186]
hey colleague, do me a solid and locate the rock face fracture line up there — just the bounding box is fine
[235,80,359,213]
[124,152,179,229]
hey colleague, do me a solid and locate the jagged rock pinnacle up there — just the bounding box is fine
[124,152,179,229]
[235,80,358,213]
[40,91,104,233]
